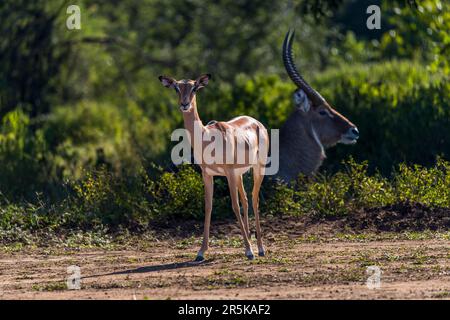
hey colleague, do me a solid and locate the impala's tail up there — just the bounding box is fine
[255,122,269,172]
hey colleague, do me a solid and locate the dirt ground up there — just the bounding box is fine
[0,216,449,300]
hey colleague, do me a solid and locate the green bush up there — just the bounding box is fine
[263,157,450,218]
[71,166,151,228]
[146,165,205,219]
[1,60,448,200]
[42,101,172,181]
[0,157,449,236]
[0,59,449,227]
[394,158,450,207]
[146,164,232,220]
[0,109,48,197]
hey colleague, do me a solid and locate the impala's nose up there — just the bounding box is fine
[351,127,359,138]
[180,103,190,111]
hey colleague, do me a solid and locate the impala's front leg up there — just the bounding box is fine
[196,172,213,262]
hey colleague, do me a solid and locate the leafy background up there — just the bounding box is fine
[0,0,449,235]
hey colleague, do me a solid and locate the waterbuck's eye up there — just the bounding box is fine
[319,110,327,116]
[174,86,180,93]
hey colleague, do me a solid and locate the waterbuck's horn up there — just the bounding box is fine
[282,30,325,106]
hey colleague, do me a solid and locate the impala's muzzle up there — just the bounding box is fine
[341,127,359,144]
[180,102,191,112]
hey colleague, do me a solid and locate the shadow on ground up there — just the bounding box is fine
[82,259,213,279]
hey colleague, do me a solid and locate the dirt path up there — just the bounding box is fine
[1,234,449,299]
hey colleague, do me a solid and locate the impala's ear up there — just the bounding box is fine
[158,75,176,88]
[195,74,211,89]
[293,89,310,113]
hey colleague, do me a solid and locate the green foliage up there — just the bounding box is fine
[0,109,48,196]
[394,158,450,207]
[0,60,448,200]
[1,0,449,235]
[312,60,450,174]
[146,165,205,219]
[265,182,301,216]
[330,0,450,72]
[40,100,172,182]
[72,166,150,228]
[200,74,293,129]
[263,157,450,218]
[343,159,394,208]
[0,1,72,117]
[2,157,449,237]
[379,0,450,74]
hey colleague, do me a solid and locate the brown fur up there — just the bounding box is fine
[277,90,358,182]
[280,30,359,182]
[159,74,269,260]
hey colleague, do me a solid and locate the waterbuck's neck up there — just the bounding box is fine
[278,110,326,182]
[181,97,205,148]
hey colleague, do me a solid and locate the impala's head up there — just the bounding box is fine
[158,74,211,112]
[283,30,359,147]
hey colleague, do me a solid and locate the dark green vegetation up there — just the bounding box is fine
[0,1,449,240]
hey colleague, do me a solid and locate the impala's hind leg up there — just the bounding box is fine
[252,165,265,256]
[227,173,254,259]
[237,175,250,238]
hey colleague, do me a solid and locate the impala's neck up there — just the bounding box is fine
[278,110,325,182]
[182,97,205,147]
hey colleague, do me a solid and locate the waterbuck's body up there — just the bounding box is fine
[278,109,326,180]
[277,31,359,182]
[159,74,269,260]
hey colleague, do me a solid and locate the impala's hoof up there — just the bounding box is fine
[245,248,254,260]
[258,250,265,257]
[195,255,205,262]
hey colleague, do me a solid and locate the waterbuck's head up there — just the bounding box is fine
[158,74,211,112]
[282,30,359,147]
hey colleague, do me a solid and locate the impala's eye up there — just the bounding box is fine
[319,110,327,116]
[174,86,180,93]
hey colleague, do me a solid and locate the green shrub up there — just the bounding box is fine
[343,159,394,208]
[0,157,449,236]
[42,101,170,180]
[71,165,151,228]
[146,164,205,219]
[1,60,449,200]
[0,109,48,197]
[264,182,301,216]
[1,60,449,225]
[394,157,450,207]
[263,157,450,218]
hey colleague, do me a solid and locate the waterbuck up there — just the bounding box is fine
[278,30,359,182]
[159,74,269,260]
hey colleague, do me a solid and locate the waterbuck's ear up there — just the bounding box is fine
[158,75,176,88]
[195,74,211,89]
[293,89,310,113]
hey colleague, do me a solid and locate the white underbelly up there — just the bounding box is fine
[203,166,252,176]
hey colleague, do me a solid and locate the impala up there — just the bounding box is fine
[159,74,269,260]
[277,30,360,182]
